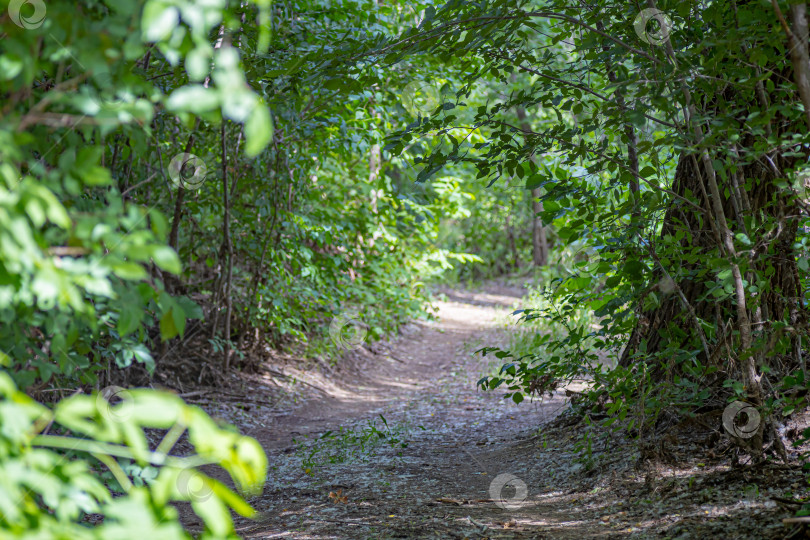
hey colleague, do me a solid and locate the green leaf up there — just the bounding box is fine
[150,246,181,275]
[176,296,204,320]
[0,54,24,80]
[735,232,752,246]
[118,303,143,336]
[142,2,179,42]
[171,303,186,337]
[622,259,649,280]
[245,102,273,157]
[185,46,211,82]
[112,261,148,281]
[639,166,656,178]
[159,308,179,341]
[166,86,220,114]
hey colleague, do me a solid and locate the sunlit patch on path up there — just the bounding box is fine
[223,282,796,539]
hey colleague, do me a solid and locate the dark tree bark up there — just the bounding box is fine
[617,3,808,423]
[515,106,550,266]
[530,188,549,266]
[620,147,805,375]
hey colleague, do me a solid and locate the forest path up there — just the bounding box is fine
[208,283,794,540]
[227,283,625,539]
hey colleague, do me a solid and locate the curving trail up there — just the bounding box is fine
[226,284,606,539]
[212,284,789,539]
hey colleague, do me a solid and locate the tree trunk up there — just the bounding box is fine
[505,213,520,269]
[369,142,381,213]
[618,4,807,433]
[221,122,234,371]
[515,106,550,267]
[619,149,805,382]
[530,188,548,266]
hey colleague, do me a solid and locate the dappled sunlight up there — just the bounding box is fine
[5,0,810,538]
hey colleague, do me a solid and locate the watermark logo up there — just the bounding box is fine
[489,473,528,510]
[8,0,46,29]
[176,467,214,503]
[658,276,676,295]
[401,80,440,118]
[96,385,134,423]
[169,153,207,190]
[633,8,672,46]
[329,309,367,350]
[722,400,761,439]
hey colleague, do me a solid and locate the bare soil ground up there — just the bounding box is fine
[187,282,810,539]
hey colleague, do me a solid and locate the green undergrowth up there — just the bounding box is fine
[478,249,605,404]
[292,415,426,476]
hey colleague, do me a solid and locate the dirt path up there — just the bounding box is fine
[216,284,800,539]
[229,284,574,538]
